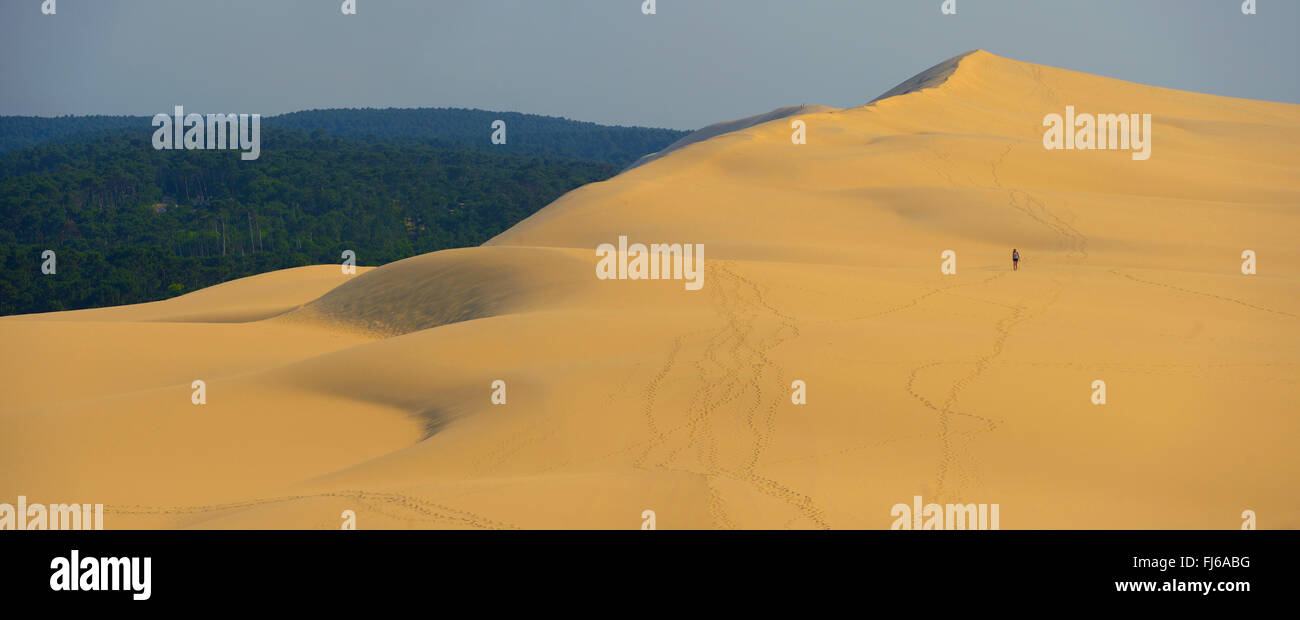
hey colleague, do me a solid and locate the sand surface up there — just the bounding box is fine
[2,51,1297,529]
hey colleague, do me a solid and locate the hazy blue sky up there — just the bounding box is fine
[1,0,1295,130]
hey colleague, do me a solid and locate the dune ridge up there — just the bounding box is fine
[2,50,1297,529]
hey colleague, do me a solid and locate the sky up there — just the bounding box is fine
[1,0,1295,130]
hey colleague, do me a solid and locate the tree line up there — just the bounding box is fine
[0,108,688,168]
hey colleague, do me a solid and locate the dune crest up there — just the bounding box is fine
[867,49,980,103]
[626,104,839,171]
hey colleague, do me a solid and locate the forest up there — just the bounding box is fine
[0,111,687,315]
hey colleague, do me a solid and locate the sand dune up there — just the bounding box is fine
[2,50,1297,529]
[17,265,376,324]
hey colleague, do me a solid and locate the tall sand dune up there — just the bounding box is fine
[2,50,1297,529]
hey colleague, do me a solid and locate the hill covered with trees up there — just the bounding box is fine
[0,108,687,168]
[270,108,685,167]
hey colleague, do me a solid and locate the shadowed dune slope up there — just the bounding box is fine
[626,104,838,171]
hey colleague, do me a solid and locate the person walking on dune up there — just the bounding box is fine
[1012,248,1020,271]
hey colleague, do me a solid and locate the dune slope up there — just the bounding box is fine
[2,50,1297,529]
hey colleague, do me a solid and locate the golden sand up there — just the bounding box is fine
[2,51,1296,529]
